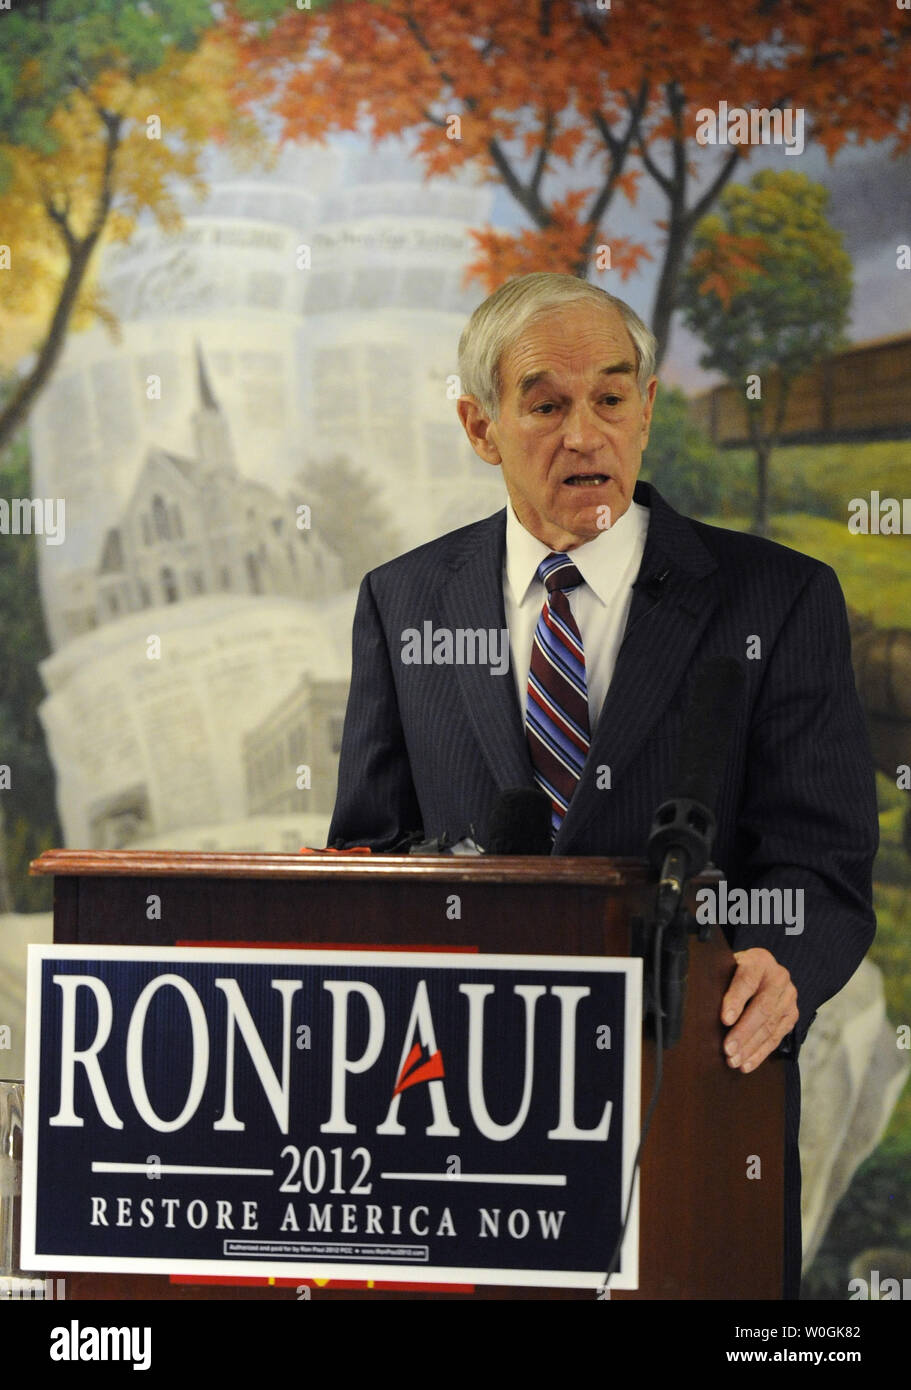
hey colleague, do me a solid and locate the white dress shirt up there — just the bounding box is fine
[503,497,650,730]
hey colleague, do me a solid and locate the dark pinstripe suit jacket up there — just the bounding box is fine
[328,479,879,1293]
[330,478,877,1041]
[328,478,879,1289]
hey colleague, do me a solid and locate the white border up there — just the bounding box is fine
[22,944,641,1290]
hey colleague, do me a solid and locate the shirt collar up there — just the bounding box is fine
[505,495,648,607]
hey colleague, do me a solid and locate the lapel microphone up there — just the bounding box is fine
[637,566,671,600]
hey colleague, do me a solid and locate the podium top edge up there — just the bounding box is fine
[25,848,684,886]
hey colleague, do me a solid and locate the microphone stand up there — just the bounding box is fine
[643,793,717,1049]
[602,802,716,1290]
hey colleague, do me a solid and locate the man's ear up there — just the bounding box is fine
[457,396,502,466]
[640,377,658,449]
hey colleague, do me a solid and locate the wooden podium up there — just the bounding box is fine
[30,849,784,1301]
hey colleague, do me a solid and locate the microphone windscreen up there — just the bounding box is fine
[486,787,553,855]
[674,656,746,810]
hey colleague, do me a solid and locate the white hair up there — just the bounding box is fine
[458,272,657,420]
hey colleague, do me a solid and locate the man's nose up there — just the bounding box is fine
[562,399,606,451]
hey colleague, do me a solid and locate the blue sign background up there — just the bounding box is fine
[25,949,639,1285]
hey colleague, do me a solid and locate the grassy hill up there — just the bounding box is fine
[690,439,911,1295]
[695,439,911,625]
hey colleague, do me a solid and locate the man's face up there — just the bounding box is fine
[458,303,657,551]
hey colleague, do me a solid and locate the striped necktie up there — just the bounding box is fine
[525,552,591,835]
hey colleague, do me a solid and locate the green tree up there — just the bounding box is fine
[0,421,61,912]
[679,171,853,536]
[0,0,257,454]
[296,456,403,588]
[640,385,726,518]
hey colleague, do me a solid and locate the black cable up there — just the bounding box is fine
[601,914,667,1294]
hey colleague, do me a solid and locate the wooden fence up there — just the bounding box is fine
[689,333,911,447]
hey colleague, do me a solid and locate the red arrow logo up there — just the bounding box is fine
[393,1042,445,1096]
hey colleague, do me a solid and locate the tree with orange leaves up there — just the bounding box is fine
[227,0,909,363]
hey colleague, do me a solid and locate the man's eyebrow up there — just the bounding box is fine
[517,362,636,397]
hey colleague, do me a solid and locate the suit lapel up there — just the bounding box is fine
[435,510,535,792]
[432,485,721,838]
[554,481,721,849]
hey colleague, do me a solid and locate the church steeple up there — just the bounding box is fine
[196,342,221,413]
[192,341,237,476]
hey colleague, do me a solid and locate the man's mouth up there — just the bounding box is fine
[564,473,609,487]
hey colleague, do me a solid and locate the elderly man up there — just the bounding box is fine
[328,271,878,1297]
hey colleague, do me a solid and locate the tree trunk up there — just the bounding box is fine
[0,111,120,457]
[649,215,688,368]
[0,802,13,916]
[0,238,96,456]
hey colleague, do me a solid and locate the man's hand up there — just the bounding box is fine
[720,948,798,1074]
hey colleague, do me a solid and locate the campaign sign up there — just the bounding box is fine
[23,946,641,1289]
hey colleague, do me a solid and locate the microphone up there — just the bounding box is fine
[634,565,671,601]
[647,655,746,925]
[643,656,745,1050]
[485,787,553,855]
[405,830,483,855]
[404,788,552,855]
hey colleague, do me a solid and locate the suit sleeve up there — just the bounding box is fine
[327,571,423,851]
[730,562,879,1048]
